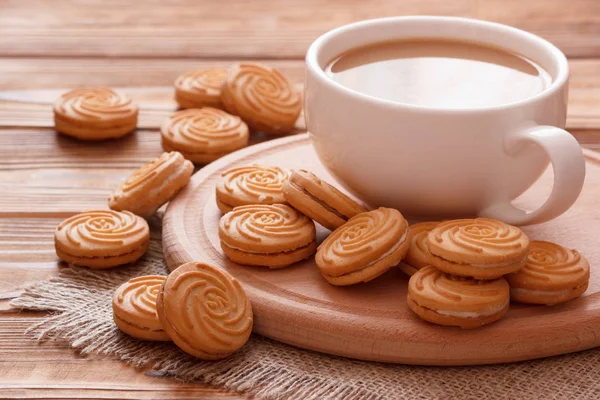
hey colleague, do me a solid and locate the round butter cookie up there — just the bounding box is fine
[219,204,316,268]
[109,151,193,218]
[506,240,590,305]
[427,218,529,280]
[156,261,253,360]
[54,210,149,269]
[400,221,440,276]
[112,275,170,341]
[282,169,367,231]
[221,62,301,135]
[407,266,510,329]
[174,68,227,109]
[315,207,410,286]
[53,87,138,140]
[215,165,289,213]
[161,108,249,164]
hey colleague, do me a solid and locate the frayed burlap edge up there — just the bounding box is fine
[10,220,600,400]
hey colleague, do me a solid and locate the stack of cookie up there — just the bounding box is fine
[214,165,591,330]
[402,219,590,329]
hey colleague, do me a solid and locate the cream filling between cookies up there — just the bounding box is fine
[431,253,525,268]
[289,181,348,221]
[434,299,509,318]
[511,288,572,297]
[223,241,315,255]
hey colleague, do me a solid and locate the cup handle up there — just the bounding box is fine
[480,125,586,225]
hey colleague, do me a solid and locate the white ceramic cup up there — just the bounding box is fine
[305,16,585,225]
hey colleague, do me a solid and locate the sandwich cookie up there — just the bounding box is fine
[400,221,440,276]
[428,218,529,280]
[282,169,367,231]
[215,165,289,213]
[408,266,510,329]
[174,68,227,109]
[109,151,194,218]
[219,204,316,268]
[54,87,138,140]
[221,62,301,135]
[156,261,253,360]
[55,210,150,269]
[506,240,590,305]
[112,275,170,341]
[315,207,410,286]
[161,108,249,164]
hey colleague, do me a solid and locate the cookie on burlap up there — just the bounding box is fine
[282,169,367,231]
[174,68,228,109]
[316,207,410,286]
[427,218,529,280]
[156,261,253,360]
[161,108,249,164]
[506,240,590,305]
[221,62,301,135]
[109,152,194,218]
[54,210,149,269]
[112,275,170,341]
[53,87,138,140]
[408,265,510,329]
[399,221,440,277]
[215,165,289,213]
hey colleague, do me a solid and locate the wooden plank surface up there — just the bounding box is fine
[0,0,599,58]
[0,0,599,398]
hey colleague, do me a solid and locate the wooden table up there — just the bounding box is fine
[0,1,598,398]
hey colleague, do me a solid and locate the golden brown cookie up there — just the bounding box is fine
[156,261,253,360]
[506,240,590,305]
[112,275,170,341]
[221,62,301,135]
[316,207,410,286]
[427,218,529,280]
[407,266,510,329]
[53,87,138,140]
[54,210,150,269]
[161,108,249,164]
[215,165,289,213]
[400,221,440,276]
[282,169,367,231]
[219,204,316,268]
[174,68,227,109]
[109,152,194,218]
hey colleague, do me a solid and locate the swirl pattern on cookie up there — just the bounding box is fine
[113,275,166,334]
[507,240,590,289]
[55,87,137,122]
[160,262,253,359]
[217,165,289,210]
[318,208,407,268]
[162,108,248,151]
[176,68,227,98]
[56,210,149,256]
[413,266,508,304]
[428,218,528,264]
[222,63,301,133]
[119,152,177,194]
[403,221,439,272]
[220,204,315,253]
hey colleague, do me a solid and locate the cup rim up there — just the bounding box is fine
[305,16,569,114]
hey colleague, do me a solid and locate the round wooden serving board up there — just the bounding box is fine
[163,133,600,366]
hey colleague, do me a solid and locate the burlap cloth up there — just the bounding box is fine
[11,217,600,400]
